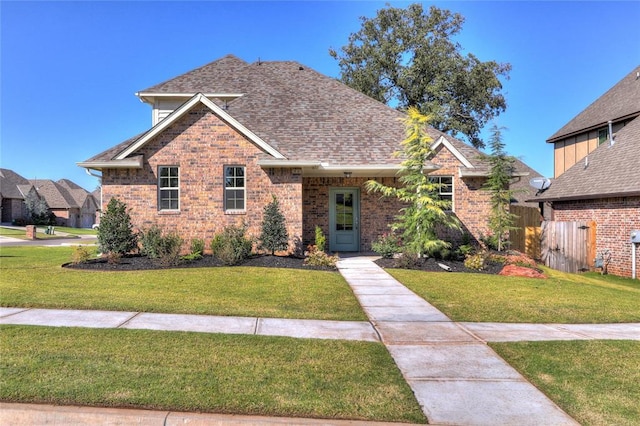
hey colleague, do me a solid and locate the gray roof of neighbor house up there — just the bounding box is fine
[532,116,640,202]
[547,65,640,142]
[30,180,80,209]
[0,168,32,199]
[83,54,540,184]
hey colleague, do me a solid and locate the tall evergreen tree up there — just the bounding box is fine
[330,3,511,149]
[259,195,289,255]
[24,188,53,225]
[366,107,460,256]
[483,125,519,251]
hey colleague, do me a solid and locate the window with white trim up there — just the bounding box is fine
[158,166,180,210]
[428,175,453,209]
[224,166,246,212]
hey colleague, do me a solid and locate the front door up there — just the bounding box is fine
[329,188,360,252]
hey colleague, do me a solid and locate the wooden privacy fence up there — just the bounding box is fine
[541,220,596,273]
[509,205,542,259]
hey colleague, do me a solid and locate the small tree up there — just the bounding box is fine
[24,188,55,225]
[482,125,519,251]
[259,195,289,255]
[366,107,460,256]
[97,198,138,256]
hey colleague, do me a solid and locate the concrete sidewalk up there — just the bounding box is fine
[336,257,580,425]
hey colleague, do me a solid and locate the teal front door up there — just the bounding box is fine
[329,188,360,252]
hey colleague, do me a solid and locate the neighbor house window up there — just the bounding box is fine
[158,166,179,210]
[598,128,609,145]
[224,166,246,212]
[428,175,454,209]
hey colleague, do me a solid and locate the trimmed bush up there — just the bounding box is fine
[315,226,326,252]
[140,225,163,258]
[71,246,94,264]
[371,232,402,258]
[304,245,339,268]
[210,224,252,265]
[97,198,138,256]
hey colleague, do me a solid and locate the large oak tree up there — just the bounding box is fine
[330,3,511,149]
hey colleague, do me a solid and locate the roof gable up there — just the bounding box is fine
[0,168,31,199]
[30,179,79,209]
[548,66,640,142]
[116,93,284,160]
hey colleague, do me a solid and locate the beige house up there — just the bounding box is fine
[80,54,541,253]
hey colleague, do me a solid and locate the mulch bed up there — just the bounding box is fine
[64,254,336,271]
[375,256,505,274]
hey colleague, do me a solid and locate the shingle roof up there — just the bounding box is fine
[30,180,80,209]
[533,116,640,202]
[84,54,538,179]
[547,65,640,142]
[0,168,31,199]
[57,179,94,207]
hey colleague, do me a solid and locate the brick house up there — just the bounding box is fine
[531,66,640,277]
[30,179,99,228]
[0,168,32,223]
[79,54,539,253]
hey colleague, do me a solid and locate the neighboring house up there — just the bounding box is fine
[532,65,640,277]
[30,179,99,228]
[79,54,540,253]
[548,66,640,178]
[0,168,32,223]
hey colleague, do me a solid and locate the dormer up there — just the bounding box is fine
[135,92,244,126]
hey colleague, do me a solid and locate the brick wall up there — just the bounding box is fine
[302,176,403,250]
[552,196,640,277]
[102,106,302,252]
[430,146,493,245]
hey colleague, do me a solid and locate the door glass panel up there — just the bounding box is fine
[335,192,353,231]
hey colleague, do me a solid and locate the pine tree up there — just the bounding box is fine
[259,195,289,255]
[366,107,460,256]
[97,198,138,255]
[483,125,519,251]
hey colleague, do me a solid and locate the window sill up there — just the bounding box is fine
[225,210,246,215]
[158,210,181,215]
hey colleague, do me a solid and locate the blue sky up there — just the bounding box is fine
[2,1,639,192]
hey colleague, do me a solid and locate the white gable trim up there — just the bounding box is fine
[430,135,474,169]
[115,93,285,160]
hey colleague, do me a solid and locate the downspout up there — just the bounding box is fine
[85,168,103,220]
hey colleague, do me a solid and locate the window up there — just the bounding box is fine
[428,175,454,209]
[224,166,246,211]
[598,128,609,145]
[158,166,179,210]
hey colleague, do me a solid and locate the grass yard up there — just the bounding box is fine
[48,226,97,236]
[386,267,640,323]
[491,340,640,425]
[0,325,426,423]
[0,246,366,320]
[0,226,77,240]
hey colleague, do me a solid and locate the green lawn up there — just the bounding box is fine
[0,226,77,240]
[386,267,640,323]
[492,340,640,425]
[49,226,97,236]
[0,325,425,423]
[0,246,366,320]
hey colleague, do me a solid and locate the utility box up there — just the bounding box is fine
[632,230,640,243]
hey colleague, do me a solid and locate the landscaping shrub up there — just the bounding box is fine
[304,245,339,267]
[259,195,289,255]
[393,250,421,269]
[371,232,402,258]
[139,225,163,258]
[97,198,138,256]
[315,225,326,252]
[157,232,183,266]
[71,246,94,264]
[464,252,486,271]
[190,238,205,257]
[210,224,252,265]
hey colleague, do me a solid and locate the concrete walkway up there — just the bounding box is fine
[2,255,639,424]
[336,256,580,425]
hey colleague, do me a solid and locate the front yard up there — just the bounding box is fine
[1,245,639,424]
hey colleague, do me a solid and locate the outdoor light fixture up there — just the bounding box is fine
[344,171,352,178]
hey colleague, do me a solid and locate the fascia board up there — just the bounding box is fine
[136,92,244,100]
[431,135,474,168]
[77,155,144,170]
[116,93,285,161]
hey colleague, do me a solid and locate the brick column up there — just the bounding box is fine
[26,225,37,240]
